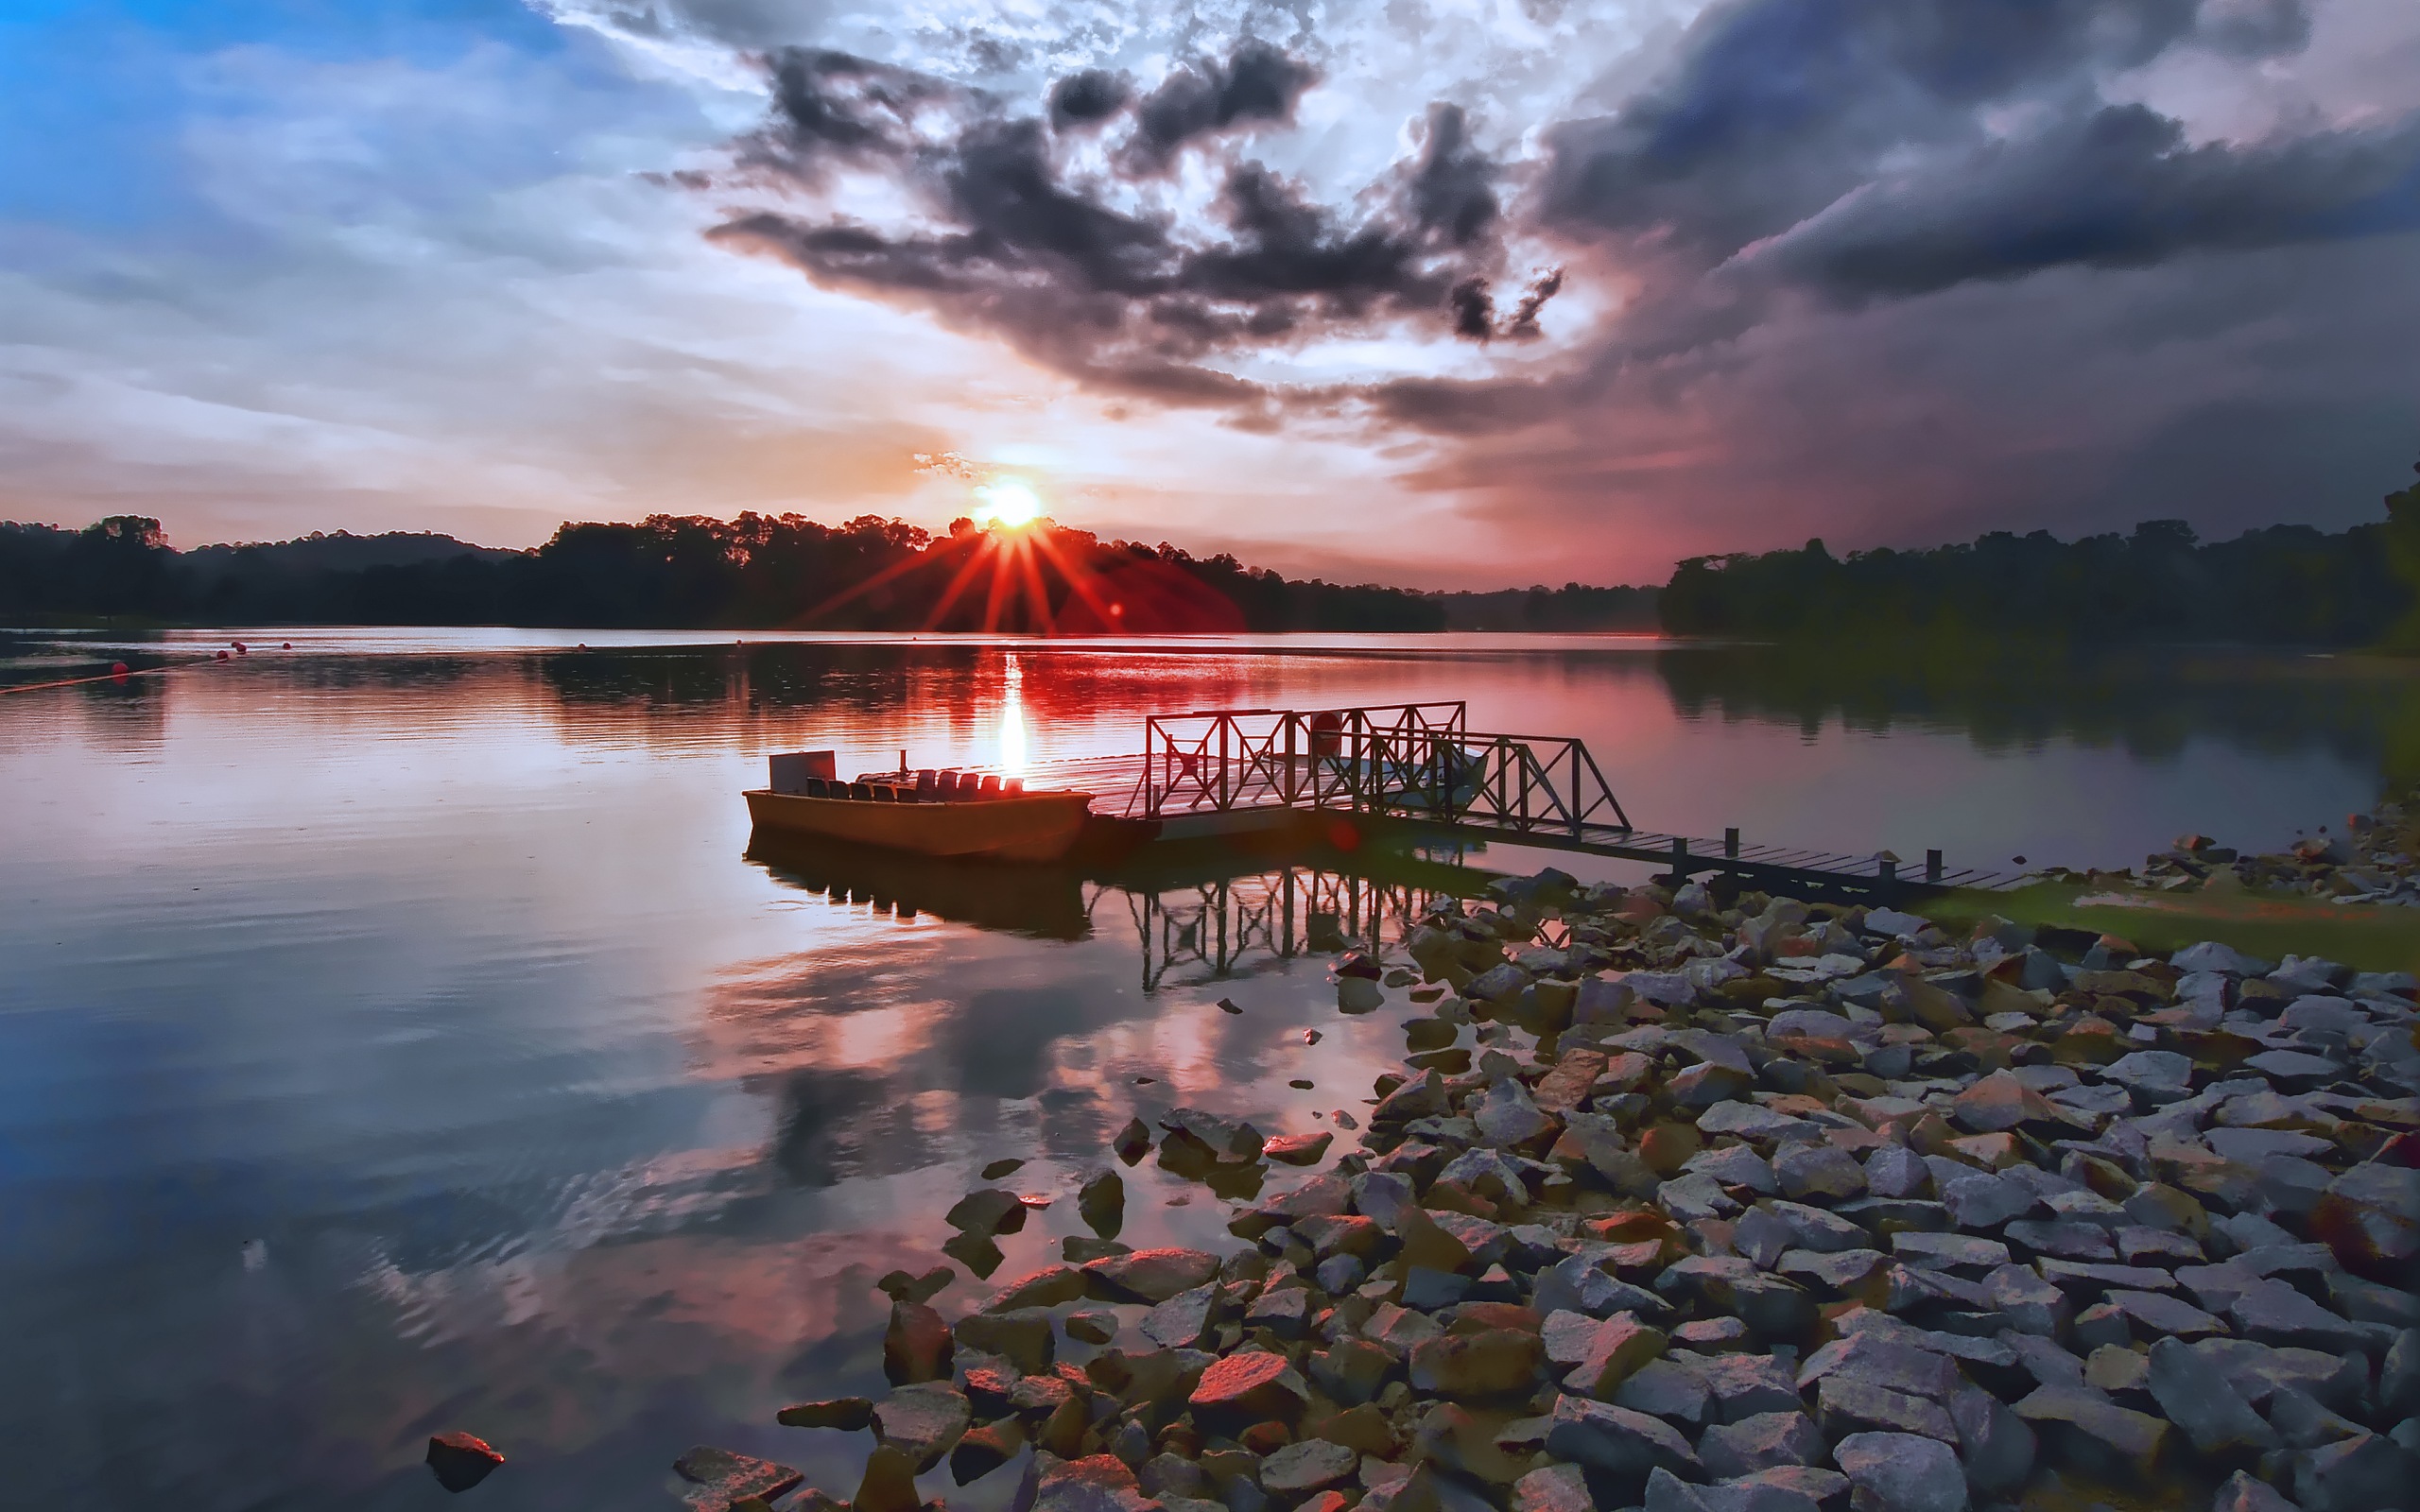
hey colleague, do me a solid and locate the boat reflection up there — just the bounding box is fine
[744,829,1485,985]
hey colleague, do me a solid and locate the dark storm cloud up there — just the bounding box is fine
[1047,68,1129,130]
[1119,40,1319,174]
[707,43,1543,401]
[1752,105,2420,299]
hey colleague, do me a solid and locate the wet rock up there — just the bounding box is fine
[1831,1431,1967,1512]
[1142,1285,1219,1350]
[855,1443,923,1512]
[949,1187,1029,1237]
[874,1382,971,1471]
[1015,1452,1161,1512]
[953,1418,1027,1485]
[959,1308,1057,1373]
[1086,1247,1221,1303]
[878,1265,958,1304]
[1114,1117,1152,1165]
[987,1265,1090,1313]
[425,1432,506,1493]
[674,1447,806,1510]
[885,1300,954,1384]
[1544,1394,1703,1477]
[778,1397,875,1431]
[1264,1132,1334,1165]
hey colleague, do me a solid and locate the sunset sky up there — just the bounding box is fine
[3,0,2416,586]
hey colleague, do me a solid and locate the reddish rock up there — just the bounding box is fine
[673,1446,805,1510]
[1083,1246,1220,1302]
[1265,1131,1336,1165]
[424,1432,505,1493]
[884,1299,954,1384]
[1190,1349,1310,1424]
[776,1397,873,1431]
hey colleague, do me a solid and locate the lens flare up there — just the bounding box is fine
[973,480,1041,529]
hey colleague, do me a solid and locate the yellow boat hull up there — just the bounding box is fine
[743,788,1096,862]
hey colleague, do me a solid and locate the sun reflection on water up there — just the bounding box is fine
[998,652,1028,775]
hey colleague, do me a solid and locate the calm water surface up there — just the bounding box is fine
[0,628,2402,1508]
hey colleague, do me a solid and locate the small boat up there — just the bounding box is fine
[745,751,1095,862]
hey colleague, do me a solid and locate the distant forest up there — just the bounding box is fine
[1665,468,2420,648]
[0,514,1449,633]
[3,466,2414,643]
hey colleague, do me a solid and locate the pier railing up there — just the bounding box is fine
[1139,702,1633,837]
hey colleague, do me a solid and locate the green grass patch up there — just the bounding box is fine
[1930,880,2420,974]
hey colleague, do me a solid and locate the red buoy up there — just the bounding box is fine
[216,650,229,661]
[111,662,130,678]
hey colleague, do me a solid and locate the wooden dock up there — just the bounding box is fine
[969,702,2030,902]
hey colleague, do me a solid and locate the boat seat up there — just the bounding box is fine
[1002,777,1024,794]
[848,782,873,800]
[803,777,830,798]
[977,774,1002,797]
[915,769,938,799]
[935,771,962,799]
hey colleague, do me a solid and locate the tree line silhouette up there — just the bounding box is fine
[6,469,2416,643]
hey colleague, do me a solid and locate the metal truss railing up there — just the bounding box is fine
[1138,701,1632,838]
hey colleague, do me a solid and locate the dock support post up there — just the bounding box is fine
[1671,836,1688,877]
[1724,827,1739,858]
[1877,856,1897,883]
[1926,849,1943,883]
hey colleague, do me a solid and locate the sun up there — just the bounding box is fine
[972,479,1042,529]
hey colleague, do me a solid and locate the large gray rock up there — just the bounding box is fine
[1545,1394,1703,1477]
[1816,1377,1957,1443]
[874,1382,973,1471]
[1831,1431,1968,1512]
[2101,1051,2196,1107]
[2230,1279,2370,1353]
[2211,1470,2300,1512]
[1257,1438,1357,1497]
[1616,1357,1714,1427]
[1699,1411,1823,1478]
[2146,1336,2280,1456]
[1948,1383,2034,1496]
[2292,1432,2419,1512]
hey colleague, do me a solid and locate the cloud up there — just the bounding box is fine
[701,43,1553,403]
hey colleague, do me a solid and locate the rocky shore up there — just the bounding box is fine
[658,866,2420,1512]
[2036,800,2420,906]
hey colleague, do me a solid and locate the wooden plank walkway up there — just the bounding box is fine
[971,751,2030,896]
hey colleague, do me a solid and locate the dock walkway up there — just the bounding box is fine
[977,703,2029,902]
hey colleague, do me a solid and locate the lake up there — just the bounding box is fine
[0,628,2402,1508]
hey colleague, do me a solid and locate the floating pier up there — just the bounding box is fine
[987,701,2026,902]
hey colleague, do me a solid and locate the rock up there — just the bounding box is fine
[2101,1051,2196,1107]
[1891,1232,2009,1273]
[2144,1337,2277,1457]
[1015,1452,1161,1512]
[1544,1395,1703,1477]
[1701,1352,1801,1422]
[2212,1470,2301,1512]
[1114,1117,1151,1164]
[778,1397,875,1430]
[2229,1279,2370,1353]
[885,1300,954,1384]
[1259,1438,1358,1496]
[2293,1431,2418,1512]
[1078,1168,1127,1237]
[1086,1247,1221,1303]
[2309,1162,2419,1283]
[1700,1411,1824,1478]
[674,1447,807,1510]
[987,1265,1090,1313]
[1775,1144,1868,1202]
[1952,1071,2062,1134]
[2014,1385,2169,1478]
[1798,1332,1958,1401]
[953,1418,1027,1485]
[949,1187,1028,1236]
[1512,1463,1595,1512]
[1190,1350,1309,1425]
[1066,1310,1118,1345]
[1616,1357,1714,1427]
[1816,1377,1957,1444]
[2173,943,2273,977]
[855,1443,923,1512]
[1830,1431,1968,1512]
[1410,1327,1545,1399]
[873,1382,971,1471]
[2104,1288,2227,1340]
[878,1265,957,1304]
[1475,1078,1554,1146]
[1142,1286,1219,1349]
[1865,1147,1930,1201]
[425,1432,506,1493]
[1264,1132,1334,1165]
[1937,1173,2033,1229]
[1561,1312,1669,1398]
[1948,1383,2033,1496]
[1393,1202,1476,1275]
